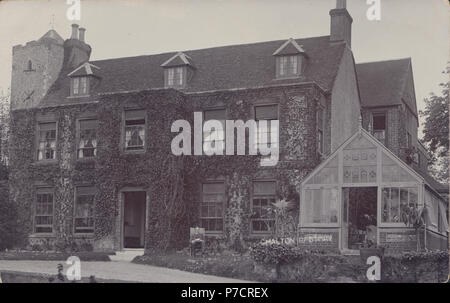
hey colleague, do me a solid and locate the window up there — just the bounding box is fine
[37,122,57,160]
[317,107,324,155]
[167,67,184,87]
[34,188,54,233]
[78,119,97,158]
[372,113,386,145]
[277,55,300,78]
[406,132,412,148]
[251,181,276,232]
[74,187,95,234]
[203,109,226,154]
[124,109,146,151]
[303,188,339,224]
[254,104,279,152]
[381,187,418,224]
[72,76,89,96]
[200,183,224,232]
[25,60,33,71]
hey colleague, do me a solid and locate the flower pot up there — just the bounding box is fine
[360,247,385,263]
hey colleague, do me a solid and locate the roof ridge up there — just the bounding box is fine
[356,57,411,65]
[90,35,332,64]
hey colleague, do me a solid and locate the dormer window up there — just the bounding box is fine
[277,55,300,78]
[161,52,194,88]
[67,62,100,97]
[167,67,185,87]
[273,38,306,79]
[71,76,89,96]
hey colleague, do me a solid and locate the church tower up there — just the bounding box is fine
[11,29,65,110]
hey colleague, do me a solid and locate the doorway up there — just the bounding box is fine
[342,187,377,250]
[123,191,146,248]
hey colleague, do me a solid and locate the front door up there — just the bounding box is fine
[123,191,146,248]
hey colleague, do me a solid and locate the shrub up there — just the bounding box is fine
[0,183,25,251]
[249,240,328,265]
[382,250,448,282]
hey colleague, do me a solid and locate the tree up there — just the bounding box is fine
[419,67,449,183]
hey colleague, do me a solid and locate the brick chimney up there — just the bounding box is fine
[63,24,91,69]
[330,0,353,48]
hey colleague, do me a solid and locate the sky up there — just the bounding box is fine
[0,0,448,134]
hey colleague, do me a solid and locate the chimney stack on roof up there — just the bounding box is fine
[64,24,91,69]
[329,0,353,48]
[79,27,86,42]
[336,0,346,9]
[71,24,79,40]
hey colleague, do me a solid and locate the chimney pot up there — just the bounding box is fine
[336,0,346,9]
[71,24,79,40]
[79,27,86,42]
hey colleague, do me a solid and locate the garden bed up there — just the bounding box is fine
[0,251,111,261]
[133,250,267,282]
[133,244,449,283]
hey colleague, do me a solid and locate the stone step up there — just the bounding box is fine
[109,249,144,262]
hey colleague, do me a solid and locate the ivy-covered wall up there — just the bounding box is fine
[9,83,326,252]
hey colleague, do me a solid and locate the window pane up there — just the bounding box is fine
[373,114,386,130]
[255,105,278,120]
[253,181,276,195]
[200,183,224,232]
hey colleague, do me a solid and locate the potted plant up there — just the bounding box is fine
[400,203,427,252]
[359,225,385,262]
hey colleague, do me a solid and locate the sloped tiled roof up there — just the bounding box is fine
[356,58,412,109]
[39,35,346,107]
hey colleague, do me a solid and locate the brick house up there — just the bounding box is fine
[8,1,448,253]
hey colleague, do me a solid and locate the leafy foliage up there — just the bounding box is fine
[249,241,327,265]
[0,185,25,251]
[419,66,449,182]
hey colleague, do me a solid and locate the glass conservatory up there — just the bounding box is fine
[299,128,448,252]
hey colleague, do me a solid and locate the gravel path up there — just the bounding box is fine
[0,260,251,283]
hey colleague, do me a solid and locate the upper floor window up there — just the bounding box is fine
[37,122,57,161]
[251,181,276,233]
[371,113,386,145]
[74,186,95,234]
[277,55,300,78]
[200,182,225,233]
[124,109,146,151]
[78,119,98,158]
[203,109,226,154]
[166,67,184,87]
[34,188,54,233]
[71,76,89,96]
[254,104,279,151]
[406,132,412,148]
[317,107,324,155]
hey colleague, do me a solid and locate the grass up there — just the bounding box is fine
[133,250,268,282]
[0,250,111,261]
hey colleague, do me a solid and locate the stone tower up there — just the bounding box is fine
[10,24,92,110]
[11,29,65,110]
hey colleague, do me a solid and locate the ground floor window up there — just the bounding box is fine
[251,181,276,232]
[303,188,339,224]
[34,188,54,233]
[200,182,224,232]
[74,186,95,234]
[381,187,418,223]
